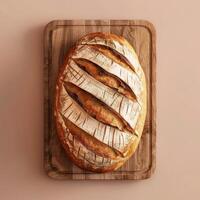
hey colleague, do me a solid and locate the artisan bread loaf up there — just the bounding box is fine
[54,32,147,172]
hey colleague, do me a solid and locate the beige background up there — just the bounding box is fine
[0,0,200,199]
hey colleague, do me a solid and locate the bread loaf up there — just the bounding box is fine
[54,32,147,172]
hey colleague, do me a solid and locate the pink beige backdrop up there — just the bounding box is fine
[0,0,200,199]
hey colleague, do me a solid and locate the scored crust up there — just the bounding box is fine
[54,32,147,173]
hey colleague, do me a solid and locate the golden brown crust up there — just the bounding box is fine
[54,32,147,172]
[64,82,133,132]
[55,117,124,173]
[78,32,140,72]
[73,58,136,101]
[62,117,120,159]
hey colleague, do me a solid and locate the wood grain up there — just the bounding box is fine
[43,20,156,180]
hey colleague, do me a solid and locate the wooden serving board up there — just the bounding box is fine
[44,20,156,180]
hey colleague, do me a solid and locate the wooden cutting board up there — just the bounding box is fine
[44,20,156,180]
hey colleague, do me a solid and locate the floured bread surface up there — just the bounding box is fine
[54,32,147,172]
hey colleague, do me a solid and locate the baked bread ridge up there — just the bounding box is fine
[54,32,147,173]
